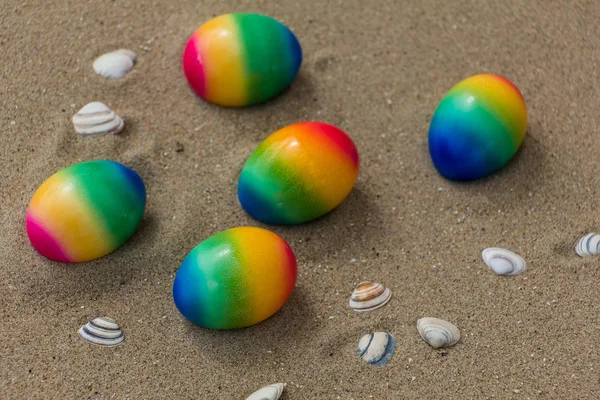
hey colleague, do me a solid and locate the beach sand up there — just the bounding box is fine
[1,0,599,398]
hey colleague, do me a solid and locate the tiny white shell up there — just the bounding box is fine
[482,247,526,276]
[348,281,392,312]
[73,102,124,137]
[93,49,137,78]
[575,233,600,257]
[356,332,396,366]
[245,383,284,400]
[79,317,124,347]
[416,317,460,349]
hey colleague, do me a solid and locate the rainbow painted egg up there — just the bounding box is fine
[428,74,527,181]
[26,160,146,262]
[182,13,302,107]
[172,227,297,329]
[238,122,359,225]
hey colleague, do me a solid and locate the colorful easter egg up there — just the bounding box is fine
[428,74,527,181]
[238,122,359,225]
[26,160,146,263]
[172,227,297,329]
[182,13,302,107]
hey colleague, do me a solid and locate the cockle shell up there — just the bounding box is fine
[245,383,284,400]
[482,247,526,276]
[416,317,460,349]
[72,102,124,137]
[93,49,137,78]
[79,317,124,347]
[349,281,392,312]
[356,332,396,366]
[575,233,600,257]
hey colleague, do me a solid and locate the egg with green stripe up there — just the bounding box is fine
[182,13,303,107]
[428,74,528,181]
[26,160,146,262]
[172,227,297,329]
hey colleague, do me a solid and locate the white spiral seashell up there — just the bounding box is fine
[416,317,460,349]
[79,317,124,347]
[348,281,392,312]
[482,247,526,276]
[575,233,600,257]
[73,102,124,137]
[93,49,137,78]
[245,383,284,400]
[356,332,396,366]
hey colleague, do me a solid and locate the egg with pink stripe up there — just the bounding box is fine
[26,160,146,263]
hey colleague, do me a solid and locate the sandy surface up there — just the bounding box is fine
[1,0,599,398]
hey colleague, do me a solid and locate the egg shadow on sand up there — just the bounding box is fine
[24,211,161,304]
[441,127,551,208]
[183,285,316,368]
[270,186,384,265]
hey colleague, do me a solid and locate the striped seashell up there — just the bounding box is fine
[245,383,284,400]
[482,247,526,276]
[417,317,460,349]
[356,332,396,366]
[93,49,137,78]
[78,317,124,347]
[72,102,124,137]
[349,281,392,312]
[575,233,600,257]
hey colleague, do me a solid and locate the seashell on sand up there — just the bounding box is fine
[79,317,124,347]
[575,233,600,257]
[72,102,124,137]
[93,49,137,78]
[245,383,284,400]
[417,317,460,349]
[349,281,392,312]
[356,332,396,366]
[482,247,526,276]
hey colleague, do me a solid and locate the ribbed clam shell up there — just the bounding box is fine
[575,233,600,257]
[79,317,124,347]
[349,281,392,312]
[356,332,396,366]
[73,102,124,137]
[245,383,284,400]
[93,49,137,78]
[417,317,460,349]
[482,247,526,276]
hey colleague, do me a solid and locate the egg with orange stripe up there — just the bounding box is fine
[428,74,528,181]
[238,122,360,225]
[182,13,302,107]
[26,160,146,263]
[172,227,297,329]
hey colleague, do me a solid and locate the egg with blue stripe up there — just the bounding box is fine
[238,122,359,225]
[183,13,302,107]
[26,160,146,262]
[173,227,297,329]
[428,74,528,181]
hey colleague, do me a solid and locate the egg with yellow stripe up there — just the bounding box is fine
[238,122,360,225]
[182,13,302,107]
[26,160,146,263]
[172,227,297,329]
[428,74,528,180]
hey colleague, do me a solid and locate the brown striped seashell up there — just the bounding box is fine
[348,281,392,312]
